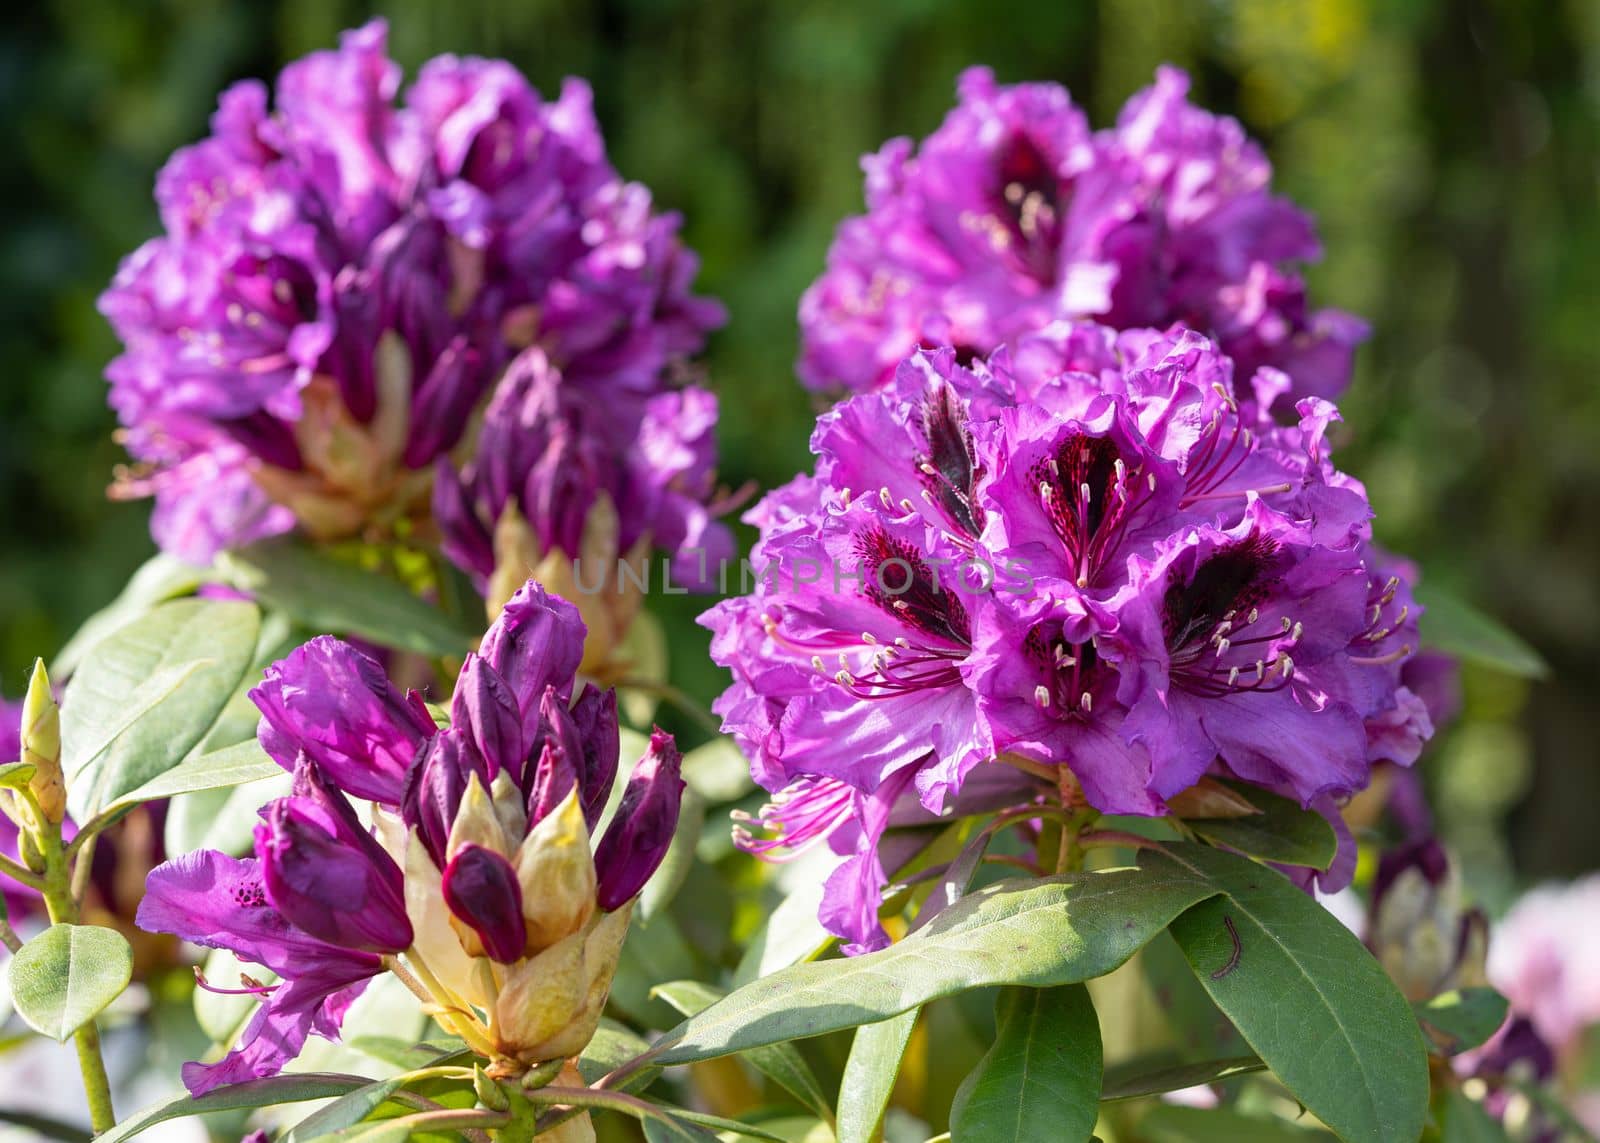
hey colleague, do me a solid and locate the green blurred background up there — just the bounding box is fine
[1,0,1596,885]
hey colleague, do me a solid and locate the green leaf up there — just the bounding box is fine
[280,1076,412,1141]
[218,539,477,657]
[1139,1105,1337,1143]
[732,872,833,987]
[1415,583,1547,678]
[0,761,36,789]
[1139,931,1249,1061]
[1181,784,1337,870]
[9,925,133,1041]
[950,985,1102,1143]
[1439,1088,1512,1143]
[52,555,206,678]
[62,598,261,820]
[642,1119,721,1143]
[1414,988,1510,1055]
[97,1073,381,1143]
[1153,845,1429,1143]
[107,737,281,810]
[652,980,834,1124]
[836,1009,917,1143]
[578,1018,654,1085]
[1099,1053,1266,1101]
[656,864,1219,1064]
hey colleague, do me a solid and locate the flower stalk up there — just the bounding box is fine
[37,816,117,1135]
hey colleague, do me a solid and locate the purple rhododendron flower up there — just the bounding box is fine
[140,581,682,1091]
[702,324,1427,952]
[100,21,723,564]
[135,848,386,1092]
[432,347,734,597]
[799,66,1365,406]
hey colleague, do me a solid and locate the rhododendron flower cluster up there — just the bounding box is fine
[799,66,1366,405]
[99,20,725,570]
[702,323,1430,951]
[137,582,683,1093]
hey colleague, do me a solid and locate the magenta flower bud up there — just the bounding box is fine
[569,683,620,828]
[258,761,412,954]
[524,686,583,815]
[593,729,684,911]
[478,583,587,735]
[327,266,380,422]
[369,214,452,373]
[442,843,526,964]
[218,410,304,471]
[432,461,494,578]
[403,335,489,468]
[525,739,578,829]
[251,636,435,806]
[401,727,490,867]
[450,654,525,779]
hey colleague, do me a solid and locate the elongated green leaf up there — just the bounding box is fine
[9,925,132,1041]
[62,598,261,820]
[97,1073,379,1143]
[0,761,35,789]
[1100,1053,1265,1101]
[53,555,206,678]
[951,985,1102,1143]
[219,539,476,657]
[642,1119,720,1143]
[1182,784,1337,869]
[1139,1105,1336,1143]
[1415,584,1547,678]
[836,1009,917,1143]
[1414,988,1510,1055]
[281,1076,410,1141]
[1153,845,1429,1143]
[108,737,280,810]
[653,980,834,1124]
[578,1018,654,1085]
[732,869,833,987]
[656,865,1219,1064]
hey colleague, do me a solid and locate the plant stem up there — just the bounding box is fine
[38,830,116,1135]
[0,851,45,890]
[0,917,20,954]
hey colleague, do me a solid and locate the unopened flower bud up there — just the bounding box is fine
[593,729,684,911]
[20,660,64,825]
[493,906,631,1064]
[451,655,525,779]
[568,685,619,829]
[443,843,527,964]
[1368,838,1487,1001]
[514,790,596,952]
